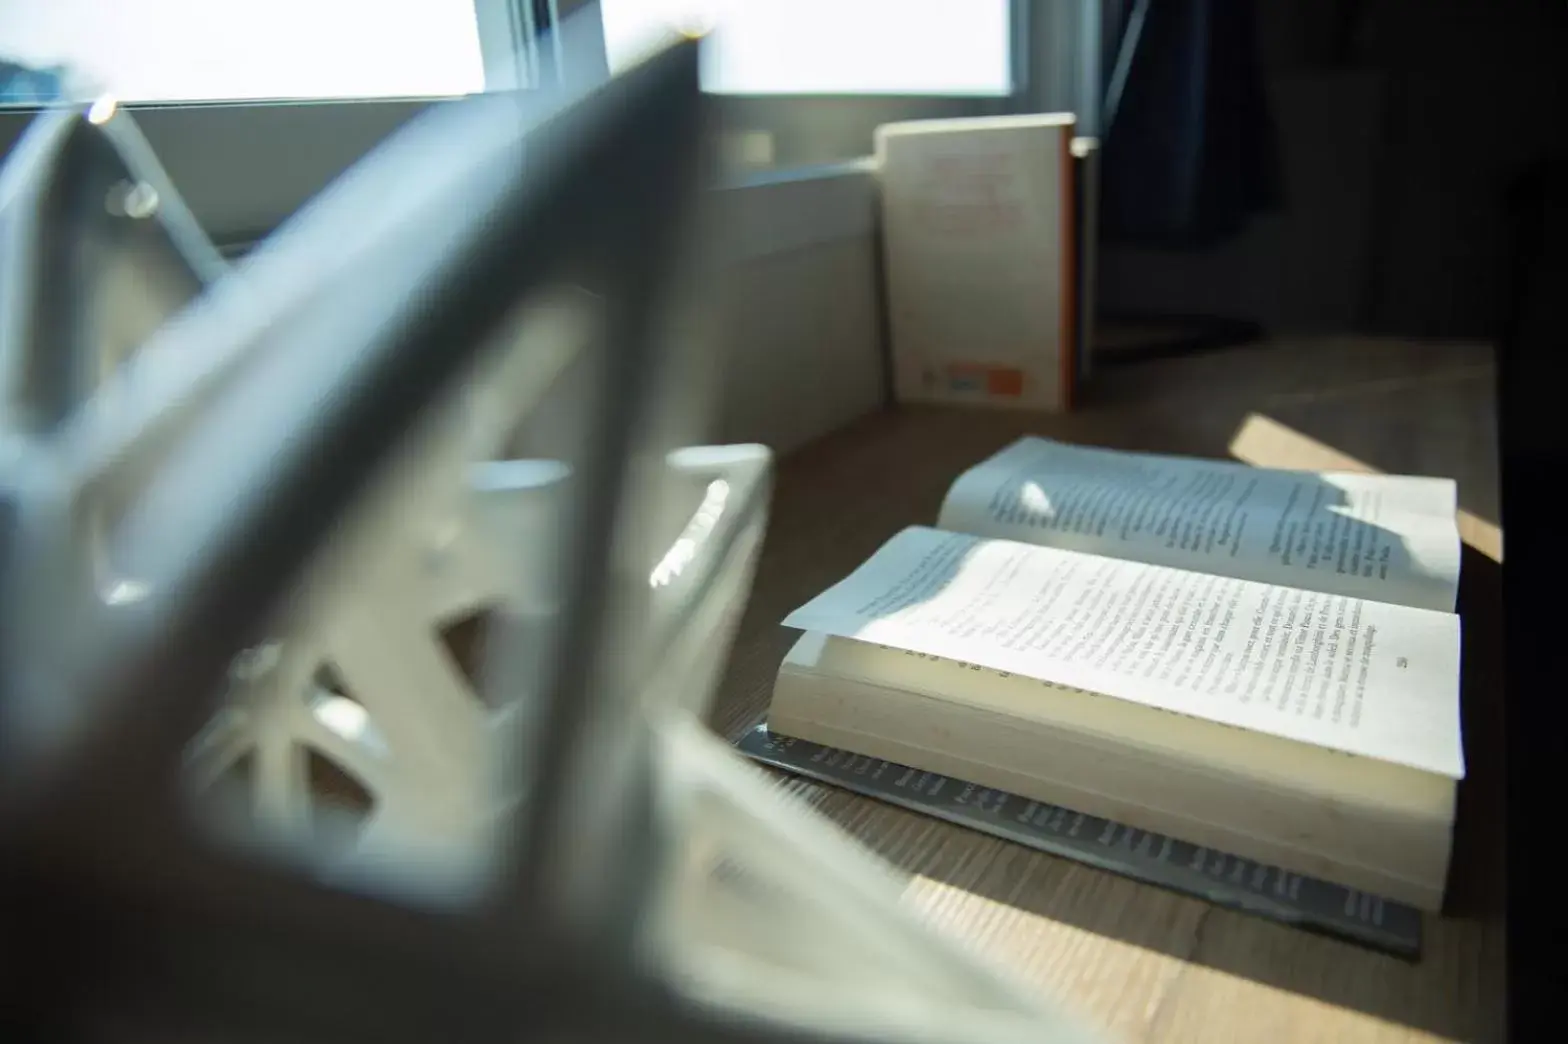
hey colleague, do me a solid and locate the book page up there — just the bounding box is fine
[937,438,1461,612]
[783,527,1463,778]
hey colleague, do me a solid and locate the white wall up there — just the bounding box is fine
[710,164,886,455]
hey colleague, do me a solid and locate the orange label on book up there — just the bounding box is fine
[943,363,1025,398]
[986,367,1025,397]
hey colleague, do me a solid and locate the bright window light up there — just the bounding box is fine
[601,0,1012,95]
[0,0,485,103]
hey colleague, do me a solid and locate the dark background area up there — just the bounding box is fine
[1099,0,1568,342]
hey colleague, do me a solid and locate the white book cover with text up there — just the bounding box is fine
[877,113,1078,412]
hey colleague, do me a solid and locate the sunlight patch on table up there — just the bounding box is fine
[1228,413,1501,564]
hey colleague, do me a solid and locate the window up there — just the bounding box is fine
[1,1,1039,238]
[600,1,1021,171]
[0,1,548,244]
[601,0,1012,95]
[0,0,487,103]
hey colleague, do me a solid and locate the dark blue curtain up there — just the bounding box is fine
[1099,0,1282,249]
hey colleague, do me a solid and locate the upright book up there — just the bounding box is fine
[768,438,1464,910]
[877,114,1078,411]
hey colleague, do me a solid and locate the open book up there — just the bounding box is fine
[770,437,1464,910]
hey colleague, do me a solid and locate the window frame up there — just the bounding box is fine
[0,0,1092,247]
[0,1,552,247]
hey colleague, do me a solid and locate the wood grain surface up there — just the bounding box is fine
[707,338,1504,1043]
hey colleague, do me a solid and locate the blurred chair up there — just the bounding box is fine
[0,39,1096,1044]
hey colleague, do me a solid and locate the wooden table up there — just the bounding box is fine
[706,338,1505,1043]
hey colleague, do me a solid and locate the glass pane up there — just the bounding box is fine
[0,0,484,104]
[602,0,1012,96]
